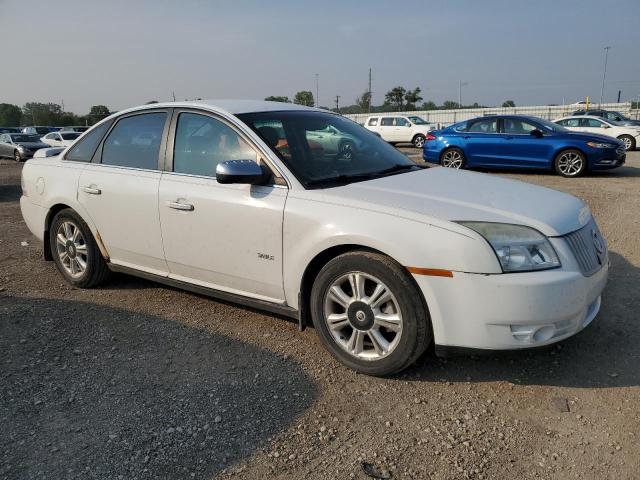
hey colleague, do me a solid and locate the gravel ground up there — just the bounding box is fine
[1,151,639,480]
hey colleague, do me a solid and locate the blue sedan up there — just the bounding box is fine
[423,115,626,177]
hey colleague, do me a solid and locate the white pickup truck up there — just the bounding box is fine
[364,114,433,148]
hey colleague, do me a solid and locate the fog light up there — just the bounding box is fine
[533,325,555,342]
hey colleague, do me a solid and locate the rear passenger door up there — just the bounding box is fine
[77,110,171,275]
[460,118,502,166]
[377,117,399,142]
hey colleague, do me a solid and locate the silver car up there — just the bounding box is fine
[0,133,50,161]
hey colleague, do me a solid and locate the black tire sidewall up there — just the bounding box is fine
[50,209,103,288]
[413,135,425,148]
[14,150,21,162]
[310,251,431,376]
[554,149,586,177]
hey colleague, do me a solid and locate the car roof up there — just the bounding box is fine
[119,99,323,116]
[556,115,605,120]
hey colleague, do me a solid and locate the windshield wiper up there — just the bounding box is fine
[304,164,421,189]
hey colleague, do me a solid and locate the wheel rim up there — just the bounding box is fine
[557,151,583,176]
[622,137,632,150]
[55,221,88,278]
[442,150,462,168]
[14,151,21,162]
[323,272,403,361]
[414,136,425,148]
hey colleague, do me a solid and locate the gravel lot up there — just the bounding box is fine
[1,151,639,480]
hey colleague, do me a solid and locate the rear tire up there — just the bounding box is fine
[50,209,110,288]
[554,149,586,177]
[310,251,431,376]
[440,148,466,169]
[617,135,635,151]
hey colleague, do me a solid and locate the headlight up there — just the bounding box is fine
[17,145,27,151]
[458,222,561,272]
[586,141,615,149]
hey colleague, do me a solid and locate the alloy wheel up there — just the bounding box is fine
[55,221,88,278]
[413,136,425,148]
[622,137,633,150]
[557,151,583,176]
[441,150,463,168]
[323,272,403,361]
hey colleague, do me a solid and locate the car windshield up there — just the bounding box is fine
[408,116,428,125]
[11,134,41,142]
[237,111,419,188]
[61,132,81,140]
[537,118,568,132]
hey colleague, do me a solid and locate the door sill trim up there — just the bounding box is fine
[108,264,299,320]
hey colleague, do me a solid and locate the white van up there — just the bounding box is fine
[364,115,433,147]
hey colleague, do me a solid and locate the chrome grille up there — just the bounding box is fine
[563,218,607,277]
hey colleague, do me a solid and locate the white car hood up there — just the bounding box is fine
[320,168,588,237]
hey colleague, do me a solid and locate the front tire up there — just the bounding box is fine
[50,209,110,288]
[440,148,466,169]
[14,150,22,162]
[554,149,586,177]
[412,134,426,148]
[617,135,635,151]
[310,251,431,376]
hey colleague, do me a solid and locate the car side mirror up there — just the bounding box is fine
[530,129,543,138]
[216,159,269,185]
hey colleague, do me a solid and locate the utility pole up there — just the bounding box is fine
[335,95,341,113]
[315,73,319,108]
[458,81,468,109]
[599,46,611,105]
[368,68,372,113]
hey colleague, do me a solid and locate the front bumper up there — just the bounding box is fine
[413,243,608,350]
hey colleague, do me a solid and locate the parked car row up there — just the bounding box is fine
[0,130,83,161]
[364,114,434,148]
[422,110,636,177]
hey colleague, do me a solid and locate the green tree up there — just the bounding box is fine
[264,96,291,103]
[355,90,372,112]
[22,102,64,125]
[89,105,111,123]
[293,91,314,107]
[502,100,516,108]
[421,101,437,111]
[442,100,460,110]
[404,87,423,110]
[385,86,406,110]
[0,103,22,126]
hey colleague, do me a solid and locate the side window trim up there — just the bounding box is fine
[164,108,288,187]
[92,109,172,171]
[63,119,114,163]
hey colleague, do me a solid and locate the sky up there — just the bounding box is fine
[2,0,640,114]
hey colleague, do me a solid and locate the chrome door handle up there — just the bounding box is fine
[167,200,194,211]
[81,185,101,195]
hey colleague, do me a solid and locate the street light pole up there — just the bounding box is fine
[458,81,468,108]
[599,46,612,105]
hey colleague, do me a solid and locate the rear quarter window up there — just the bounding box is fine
[368,118,378,126]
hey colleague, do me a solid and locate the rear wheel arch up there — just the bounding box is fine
[43,204,99,261]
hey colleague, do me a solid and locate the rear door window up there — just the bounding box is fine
[101,113,167,169]
[467,119,497,133]
[380,117,394,126]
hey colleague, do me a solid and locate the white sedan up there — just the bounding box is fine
[40,131,82,148]
[20,100,609,376]
[554,115,640,151]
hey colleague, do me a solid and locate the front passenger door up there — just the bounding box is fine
[158,110,287,303]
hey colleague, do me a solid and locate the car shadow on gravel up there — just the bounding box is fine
[405,251,639,389]
[0,295,317,480]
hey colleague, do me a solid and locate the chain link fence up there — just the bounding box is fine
[344,103,633,128]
